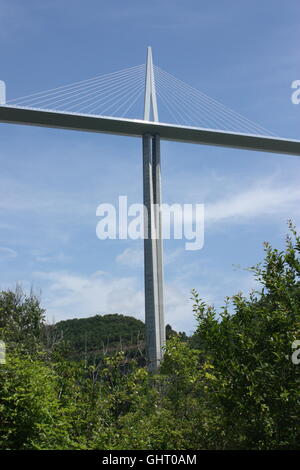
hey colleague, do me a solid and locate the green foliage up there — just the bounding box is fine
[0,285,45,354]
[191,223,300,449]
[0,354,73,449]
[1,225,300,449]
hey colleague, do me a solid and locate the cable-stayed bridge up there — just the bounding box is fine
[1,47,300,370]
[1,62,274,135]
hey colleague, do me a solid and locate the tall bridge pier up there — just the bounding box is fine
[143,48,165,371]
[143,133,165,371]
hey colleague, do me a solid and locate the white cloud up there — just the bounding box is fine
[0,176,92,216]
[164,247,185,265]
[0,259,262,334]
[111,178,300,244]
[34,270,144,323]
[116,247,143,268]
[116,246,185,269]
[205,183,300,224]
[164,174,300,229]
[0,246,17,258]
[34,252,71,264]
[30,269,199,333]
[164,283,196,334]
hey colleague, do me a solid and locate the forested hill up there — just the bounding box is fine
[52,314,179,362]
[54,314,146,359]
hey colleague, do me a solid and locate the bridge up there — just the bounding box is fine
[1,47,300,370]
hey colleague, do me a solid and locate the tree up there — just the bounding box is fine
[0,285,45,355]
[191,223,300,449]
[0,354,73,449]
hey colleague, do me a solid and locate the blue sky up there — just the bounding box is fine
[0,0,300,333]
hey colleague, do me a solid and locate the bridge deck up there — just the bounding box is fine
[1,105,300,156]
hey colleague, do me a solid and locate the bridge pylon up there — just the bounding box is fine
[143,47,165,371]
[0,81,6,105]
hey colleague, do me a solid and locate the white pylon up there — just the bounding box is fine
[143,47,165,371]
[0,81,6,105]
[144,47,159,122]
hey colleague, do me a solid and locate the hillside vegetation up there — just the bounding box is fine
[45,315,178,363]
[52,314,145,361]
